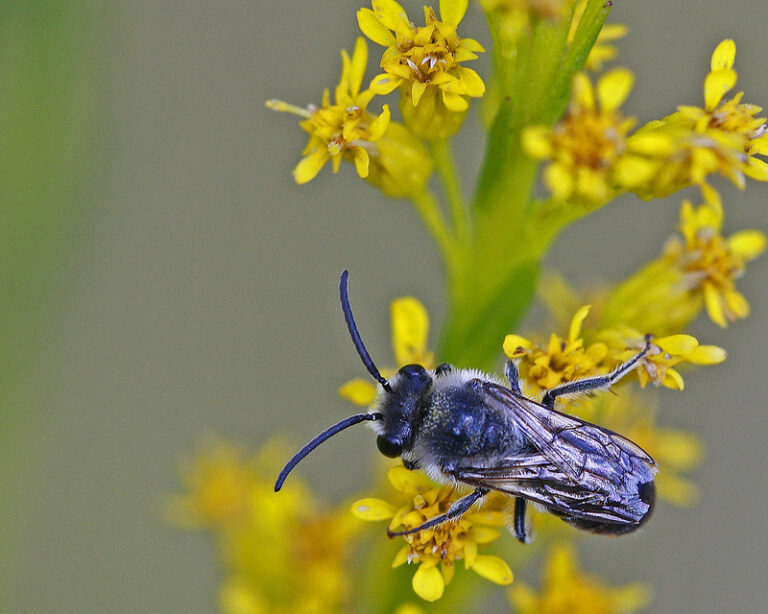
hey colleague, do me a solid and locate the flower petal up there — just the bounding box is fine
[469,554,514,585]
[704,68,737,111]
[727,230,767,260]
[503,334,532,357]
[568,305,591,343]
[412,563,445,602]
[711,39,736,71]
[597,68,634,112]
[439,0,468,27]
[338,378,377,406]
[351,497,397,521]
[391,297,430,366]
[357,8,397,47]
[293,148,329,184]
[370,73,402,95]
[354,147,371,178]
[372,0,409,31]
[684,344,727,365]
[655,334,698,356]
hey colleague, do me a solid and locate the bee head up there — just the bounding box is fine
[375,364,432,458]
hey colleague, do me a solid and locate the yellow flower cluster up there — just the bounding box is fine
[601,198,766,332]
[268,0,486,193]
[168,439,358,614]
[360,0,485,138]
[352,466,513,601]
[503,305,725,399]
[510,544,651,614]
[523,69,656,205]
[267,38,432,197]
[525,40,768,206]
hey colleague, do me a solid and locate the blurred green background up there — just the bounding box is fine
[2,1,767,612]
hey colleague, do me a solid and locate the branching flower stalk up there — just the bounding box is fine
[171,1,768,612]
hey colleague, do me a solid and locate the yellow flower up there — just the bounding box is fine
[504,306,726,398]
[351,466,513,602]
[169,439,358,614]
[626,40,768,200]
[339,296,434,407]
[523,69,657,205]
[663,199,767,327]
[358,0,485,138]
[509,544,651,614]
[599,328,726,391]
[503,305,609,398]
[168,437,256,528]
[267,38,391,184]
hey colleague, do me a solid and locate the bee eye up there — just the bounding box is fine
[376,434,403,458]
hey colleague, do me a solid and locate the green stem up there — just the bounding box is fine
[430,138,470,245]
[411,189,457,272]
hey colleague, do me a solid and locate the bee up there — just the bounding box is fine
[275,271,657,542]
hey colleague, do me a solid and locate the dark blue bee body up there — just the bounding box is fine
[275,272,657,542]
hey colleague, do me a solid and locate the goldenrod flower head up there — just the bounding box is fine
[509,544,651,614]
[504,306,726,397]
[503,305,610,399]
[168,439,256,528]
[627,40,768,200]
[674,40,768,180]
[523,69,656,205]
[267,38,391,185]
[358,0,485,138]
[569,1,628,72]
[351,466,513,601]
[664,199,767,327]
[170,439,358,614]
[339,295,434,407]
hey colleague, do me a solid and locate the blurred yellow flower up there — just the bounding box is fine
[359,0,485,138]
[351,466,513,601]
[267,38,390,184]
[169,439,358,614]
[665,199,767,327]
[339,296,435,407]
[523,69,659,205]
[509,544,651,614]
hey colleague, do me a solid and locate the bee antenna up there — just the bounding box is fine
[339,270,392,392]
[274,412,383,491]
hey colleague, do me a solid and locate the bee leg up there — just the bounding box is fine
[541,335,653,408]
[435,363,453,377]
[513,497,529,543]
[386,487,488,537]
[505,360,522,395]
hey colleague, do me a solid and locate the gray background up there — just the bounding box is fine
[4,1,768,612]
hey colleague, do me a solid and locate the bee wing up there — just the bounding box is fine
[458,381,658,526]
[449,460,643,525]
[481,381,656,480]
